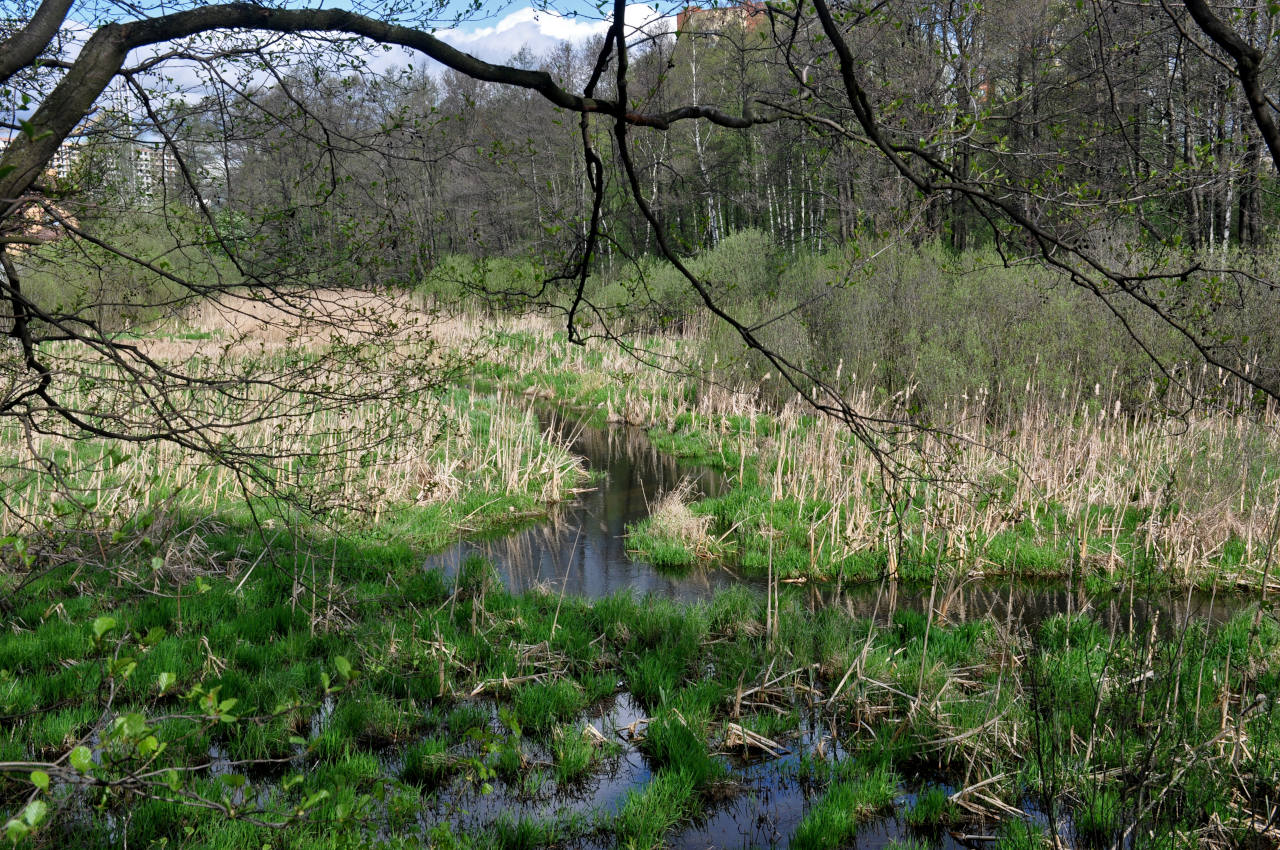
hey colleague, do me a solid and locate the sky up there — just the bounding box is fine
[372,2,675,71]
[439,6,618,60]
[2,1,680,130]
[102,2,676,97]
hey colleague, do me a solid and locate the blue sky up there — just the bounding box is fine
[381,1,675,66]
[2,1,681,129]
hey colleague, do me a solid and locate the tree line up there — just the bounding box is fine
[3,0,1280,464]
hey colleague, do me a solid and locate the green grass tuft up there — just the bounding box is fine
[615,769,699,849]
[904,785,957,829]
[791,761,899,850]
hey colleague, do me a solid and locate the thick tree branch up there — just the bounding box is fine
[1182,0,1280,172]
[0,2,774,219]
[0,0,73,86]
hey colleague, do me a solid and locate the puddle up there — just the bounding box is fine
[397,687,1024,850]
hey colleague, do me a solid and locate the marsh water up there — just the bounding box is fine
[427,417,742,602]
[414,413,1266,848]
[427,413,1249,633]
[409,692,985,850]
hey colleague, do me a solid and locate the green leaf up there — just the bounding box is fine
[156,671,176,693]
[4,819,30,843]
[21,801,46,828]
[29,771,49,792]
[121,713,148,739]
[92,616,116,640]
[333,655,353,682]
[18,119,52,142]
[69,745,93,773]
[301,790,329,811]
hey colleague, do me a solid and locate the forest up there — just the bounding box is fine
[1,0,1279,848]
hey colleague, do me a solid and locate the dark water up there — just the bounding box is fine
[406,691,981,850]
[407,415,1270,847]
[814,574,1251,636]
[428,414,1258,633]
[427,417,746,602]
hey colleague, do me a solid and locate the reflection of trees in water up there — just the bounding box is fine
[548,415,727,501]
[817,576,1247,635]
[430,419,735,600]
[433,417,1249,629]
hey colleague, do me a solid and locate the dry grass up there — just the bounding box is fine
[645,479,716,552]
[7,292,1277,588]
[0,293,581,539]
[478,314,1280,587]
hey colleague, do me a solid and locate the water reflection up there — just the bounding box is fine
[427,416,743,601]
[426,415,1260,630]
[818,576,1249,635]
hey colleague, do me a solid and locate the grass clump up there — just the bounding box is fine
[642,709,723,788]
[791,761,899,850]
[904,785,957,830]
[626,480,719,571]
[512,679,587,736]
[1074,786,1122,846]
[401,736,454,787]
[994,820,1049,850]
[485,813,575,849]
[886,841,931,850]
[615,769,699,849]
[551,725,600,785]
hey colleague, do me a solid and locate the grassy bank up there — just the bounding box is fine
[0,295,585,553]
[2,528,1276,848]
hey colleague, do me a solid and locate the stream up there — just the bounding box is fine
[426,414,1253,633]
[427,418,743,602]
[407,415,1270,847]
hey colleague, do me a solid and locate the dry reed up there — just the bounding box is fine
[476,313,1280,588]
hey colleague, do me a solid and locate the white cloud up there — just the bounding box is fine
[435,4,673,64]
[50,3,677,115]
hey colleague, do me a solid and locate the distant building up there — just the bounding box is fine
[31,131,180,200]
[129,141,181,197]
[0,129,182,249]
[675,2,767,35]
[49,137,83,181]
